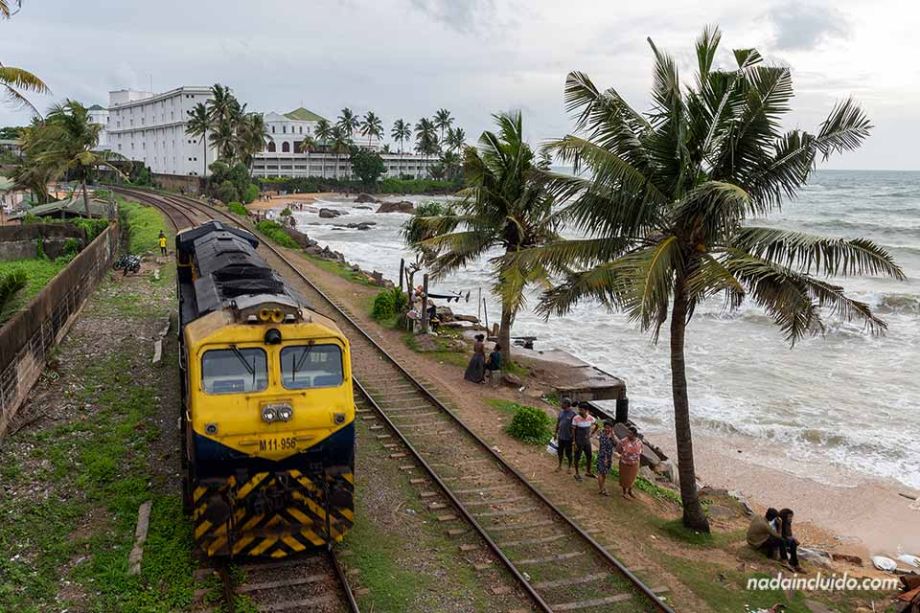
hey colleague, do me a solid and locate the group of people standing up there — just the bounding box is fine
[553,398,643,499]
[463,334,502,384]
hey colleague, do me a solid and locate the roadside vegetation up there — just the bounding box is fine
[0,258,68,323]
[254,219,298,249]
[118,198,170,253]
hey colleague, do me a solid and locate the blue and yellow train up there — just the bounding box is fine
[176,221,355,557]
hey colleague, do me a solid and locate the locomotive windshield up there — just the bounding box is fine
[202,347,268,394]
[281,344,344,389]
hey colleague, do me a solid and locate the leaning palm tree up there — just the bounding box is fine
[315,118,332,177]
[391,119,411,155]
[360,111,383,149]
[31,100,122,216]
[185,102,210,177]
[433,108,453,144]
[446,126,466,153]
[337,107,359,140]
[404,111,558,360]
[516,28,904,531]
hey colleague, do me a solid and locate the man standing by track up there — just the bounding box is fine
[158,230,168,256]
[554,398,576,473]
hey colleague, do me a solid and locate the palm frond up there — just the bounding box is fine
[731,227,904,278]
[671,180,755,243]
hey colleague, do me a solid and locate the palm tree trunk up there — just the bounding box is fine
[499,305,513,364]
[81,178,91,218]
[670,274,710,532]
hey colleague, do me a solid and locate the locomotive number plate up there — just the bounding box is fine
[259,437,298,452]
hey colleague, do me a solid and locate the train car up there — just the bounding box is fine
[176,220,355,558]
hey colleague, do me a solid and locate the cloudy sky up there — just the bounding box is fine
[2,0,918,170]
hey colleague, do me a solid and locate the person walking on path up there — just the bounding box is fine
[463,334,487,383]
[595,420,615,495]
[572,403,598,481]
[615,424,642,499]
[553,398,576,473]
[158,230,168,256]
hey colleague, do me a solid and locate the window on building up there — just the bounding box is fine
[267,142,276,153]
[299,126,303,134]
[282,125,287,134]
[271,126,275,134]
[282,142,290,153]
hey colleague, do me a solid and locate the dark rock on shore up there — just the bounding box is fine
[376,201,414,214]
[319,208,346,218]
[355,193,380,204]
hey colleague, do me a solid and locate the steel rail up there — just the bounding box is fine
[116,187,672,612]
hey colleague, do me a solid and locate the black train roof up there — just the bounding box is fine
[177,220,307,318]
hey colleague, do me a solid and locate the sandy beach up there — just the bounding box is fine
[244,192,341,212]
[648,426,920,556]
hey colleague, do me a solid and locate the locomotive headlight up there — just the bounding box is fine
[261,407,278,423]
[277,406,293,421]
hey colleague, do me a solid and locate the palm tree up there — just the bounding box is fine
[434,108,453,144]
[315,118,332,177]
[404,112,557,359]
[517,28,904,531]
[439,150,461,180]
[360,111,383,149]
[391,119,411,155]
[446,126,466,154]
[329,125,350,180]
[414,117,439,170]
[185,102,210,177]
[235,112,270,168]
[337,107,359,140]
[208,120,236,162]
[31,100,122,216]
[1,2,50,115]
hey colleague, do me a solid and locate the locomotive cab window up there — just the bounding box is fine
[202,347,268,394]
[281,344,344,389]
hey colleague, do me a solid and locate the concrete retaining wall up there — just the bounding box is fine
[151,173,204,195]
[0,223,119,437]
[0,224,86,261]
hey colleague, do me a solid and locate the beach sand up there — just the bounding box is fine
[245,192,340,212]
[647,426,920,556]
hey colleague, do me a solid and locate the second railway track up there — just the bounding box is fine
[116,187,671,612]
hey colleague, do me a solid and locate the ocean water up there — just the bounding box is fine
[292,170,920,490]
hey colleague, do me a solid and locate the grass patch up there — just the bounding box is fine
[402,331,468,368]
[118,198,170,254]
[0,258,68,323]
[303,253,376,287]
[227,201,248,216]
[255,220,299,249]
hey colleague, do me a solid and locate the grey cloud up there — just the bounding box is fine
[408,0,495,33]
[768,2,849,50]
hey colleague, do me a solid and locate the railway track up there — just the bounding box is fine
[116,187,672,612]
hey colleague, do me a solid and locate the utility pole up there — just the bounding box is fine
[421,274,429,334]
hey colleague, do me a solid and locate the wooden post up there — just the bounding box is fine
[482,297,489,332]
[421,274,430,334]
[398,258,405,293]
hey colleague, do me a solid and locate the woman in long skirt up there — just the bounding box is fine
[464,334,487,383]
[615,425,643,499]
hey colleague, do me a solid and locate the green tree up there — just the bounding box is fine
[404,111,557,360]
[337,107,359,139]
[446,126,466,153]
[329,125,351,180]
[414,117,439,168]
[360,111,383,149]
[30,100,122,216]
[315,118,332,177]
[518,28,904,531]
[350,148,386,186]
[391,119,411,154]
[185,102,210,177]
[433,108,453,144]
[235,112,269,167]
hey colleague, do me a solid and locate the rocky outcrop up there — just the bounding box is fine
[376,200,414,214]
[319,208,345,218]
[355,193,380,204]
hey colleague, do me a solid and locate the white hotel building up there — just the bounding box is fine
[105,87,437,179]
[106,86,216,176]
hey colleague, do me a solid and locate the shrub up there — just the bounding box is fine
[0,270,27,313]
[505,404,553,445]
[242,183,260,204]
[280,207,292,217]
[227,201,248,216]
[217,180,239,204]
[71,218,109,242]
[371,287,409,321]
[255,220,298,249]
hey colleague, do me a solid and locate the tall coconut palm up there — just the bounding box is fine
[434,108,453,144]
[515,28,904,531]
[337,107,359,140]
[414,117,439,160]
[235,112,270,167]
[391,119,411,155]
[329,125,350,180]
[360,111,383,149]
[315,118,332,177]
[31,100,122,216]
[185,102,210,177]
[446,126,466,153]
[404,111,558,359]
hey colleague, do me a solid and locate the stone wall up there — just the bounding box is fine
[0,223,86,261]
[151,173,204,195]
[0,223,119,436]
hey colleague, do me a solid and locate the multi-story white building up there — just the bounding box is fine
[251,151,439,180]
[87,104,109,149]
[106,86,216,176]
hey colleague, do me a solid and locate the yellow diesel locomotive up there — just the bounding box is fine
[176,221,355,557]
